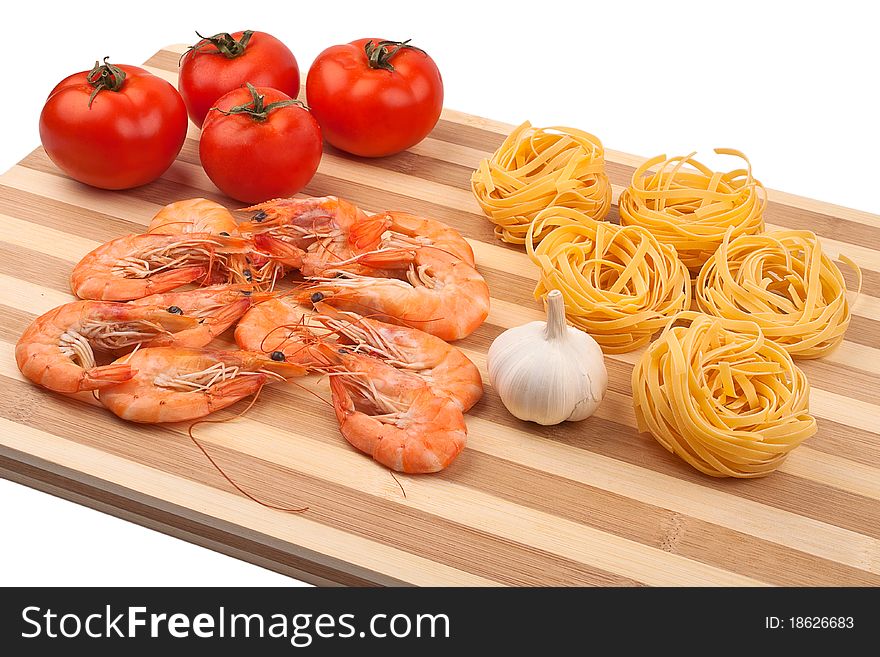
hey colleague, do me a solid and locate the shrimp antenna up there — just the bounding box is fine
[187,386,309,513]
[389,471,407,499]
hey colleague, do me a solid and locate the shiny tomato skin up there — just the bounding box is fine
[306,38,443,157]
[179,31,300,128]
[38,65,187,190]
[199,86,322,203]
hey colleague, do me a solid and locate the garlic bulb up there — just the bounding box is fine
[488,289,607,425]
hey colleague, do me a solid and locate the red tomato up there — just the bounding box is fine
[306,38,443,157]
[39,59,187,190]
[199,84,322,203]
[179,30,300,128]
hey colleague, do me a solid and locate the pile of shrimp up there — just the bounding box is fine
[16,196,489,475]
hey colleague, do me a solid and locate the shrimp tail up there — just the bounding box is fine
[208,298,253,335]
[146,266,211,293]
[348,215,389,251]
[252,234,306,268]
[206,374,268,413]
[328,375,354,424]
[349,248,415,270]
[71,265,207,301]
[328,376,375,459]
[248,289,281,304]
[84,363,136,390]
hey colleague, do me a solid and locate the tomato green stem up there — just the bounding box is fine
[363,39,425,72]
[209,82,307,122]
[86,57,126,108]
[182,30,254,63]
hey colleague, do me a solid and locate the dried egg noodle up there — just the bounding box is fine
[471,121,611,244]
[525,207,691,353]
[696,229,860,359]
[618,149,766,269]
[632,312,817,478]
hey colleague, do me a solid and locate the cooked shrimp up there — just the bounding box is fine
[98,347,306,423]
[300,246,490,341]
[233,296,320,366]
[316,345,467,473]
[310,302,483,411]
[15,301,197,393]
[147,199,284,290]
[132,285,258,348]
[70,232,250,301]
[235,295,483,409]
[147,198,240,235]
[243,196,475,276]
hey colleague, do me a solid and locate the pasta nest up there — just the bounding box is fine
[471,121,611,245]
[632,312,817,478]
[526,208,691,353]
[696,229,856,359]
[618,149,766,269]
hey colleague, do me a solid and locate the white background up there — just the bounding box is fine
[0,1,876,586]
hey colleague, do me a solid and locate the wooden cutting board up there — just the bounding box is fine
[1,45,878,586]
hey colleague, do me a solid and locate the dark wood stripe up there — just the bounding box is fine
[807,418,880,469]
[0,456,378,587]
[797,357,880,406]
[429,119,505,152]
[832,316,879,350]
[0,242,72,296]
[0,306,32,344]
[0,181,146,239]
[0,376,640,586]
[325,143,474,191]
[18,148,231,214]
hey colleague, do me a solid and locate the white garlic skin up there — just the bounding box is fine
[487,291,608,425]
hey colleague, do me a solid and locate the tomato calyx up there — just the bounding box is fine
[183,30,255,62]
[86,57,126,108]
[363,39,425,72]
[210,82,307,122]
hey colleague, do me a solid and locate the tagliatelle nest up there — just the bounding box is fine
[631,312,817,478]
[471,121,611,245]
[618,149,766,269]
[525,208,691,353]
[695,229,859,359]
